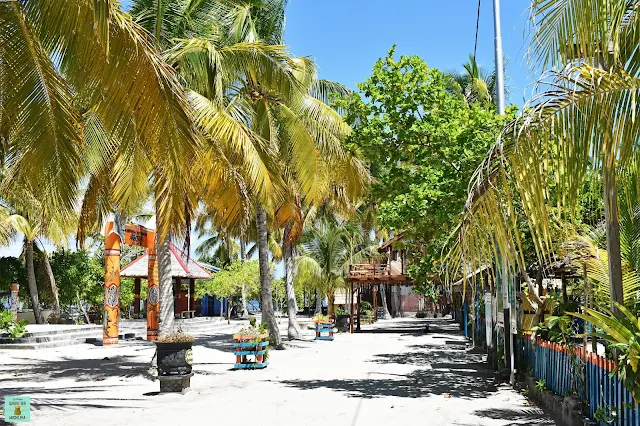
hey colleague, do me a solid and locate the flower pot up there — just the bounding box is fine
[155,341,193,393]
[156,341,193,376]
[314,321,336,341]
[233,333,269,369]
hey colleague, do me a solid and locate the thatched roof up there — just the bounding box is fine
[120,243,211,279]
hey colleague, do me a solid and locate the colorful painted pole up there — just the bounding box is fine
[103,222,121,345]
[146,231,159,341]
[10,283,19,323]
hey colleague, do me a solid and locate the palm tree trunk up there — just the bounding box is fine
[390,285,399,317]
[256,204,281,346]
[379,285,391,319]
[314,289,322,315]
[604,166,624,314]
[284,223,302,339]
[157,230,175,337]
[40,245,60,314]
[327,287,336,318]
[77,292,90,324]
[25,238,44,324]
[240,240,249,319]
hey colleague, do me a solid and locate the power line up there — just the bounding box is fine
[473,0,481,62]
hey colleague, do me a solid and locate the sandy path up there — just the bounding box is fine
[0,318,556,425]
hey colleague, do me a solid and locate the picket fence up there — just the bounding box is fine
[522,338,639,425]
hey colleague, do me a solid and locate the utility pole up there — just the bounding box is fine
[493,0,513,385]
[493,0,506,114]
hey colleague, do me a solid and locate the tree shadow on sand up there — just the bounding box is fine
[0,356,152,382]
[471,407,557,425]
[281,362,498,399]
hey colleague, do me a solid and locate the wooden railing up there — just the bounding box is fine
[348,262,409,282]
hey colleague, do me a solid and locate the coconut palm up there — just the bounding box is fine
[450,1,640,318]
[163,0,370,343]
[78,0,298,335]
[2,1,199,235]
[0,185,75,323]
[449,54,500,105]
[297,218,377,318]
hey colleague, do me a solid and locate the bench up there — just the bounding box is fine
[180,310,195,319]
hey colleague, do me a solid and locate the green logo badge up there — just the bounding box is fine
[4,396,30,422]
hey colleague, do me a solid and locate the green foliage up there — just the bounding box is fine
[337,46,514,285]
[531,315,576,345]
[571,304,640,403]
[0,257,28,301]
[536,379,546,392]
[197,260,260,300]
[336,307,348,316]
[594,405,618,423]
[0,310,28,341]
[49,250,104,309]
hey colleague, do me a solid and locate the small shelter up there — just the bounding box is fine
[121,243,211,318]
[347,234,414,332]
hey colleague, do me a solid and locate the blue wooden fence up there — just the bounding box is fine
[522,337,639,425]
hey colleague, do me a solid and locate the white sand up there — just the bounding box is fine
[0,318,556,425]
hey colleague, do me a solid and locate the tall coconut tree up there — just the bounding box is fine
[450,1,640,318]
[0,186,75,323]
[77,0,297,336]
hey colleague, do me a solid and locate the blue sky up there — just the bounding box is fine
[283,1,535,106]
[0,1,535,259]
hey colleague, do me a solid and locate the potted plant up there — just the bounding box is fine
[155,330,195,393]
[0,310,28,343]
[313,314,336,341]
[233,319,269,369]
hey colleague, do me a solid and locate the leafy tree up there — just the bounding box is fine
[49,250,103,319]
[197,260,260,321]
[338,47,512,287]
[0,257,28,305]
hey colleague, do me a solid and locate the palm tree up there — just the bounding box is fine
[297,218,377,318]
[3,1,199,236]
[449,54,499,105]
[79,0,298,336]
[165,0,370,344]
[0,187,75,323]
[451,1,640,317]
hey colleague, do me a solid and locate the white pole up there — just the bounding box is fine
[493,0,506,114]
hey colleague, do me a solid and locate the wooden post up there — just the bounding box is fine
[357,286,361,331]
[561,271,568,308]
[174,277,182,317]
[10,283,19,323]
[349,282,354,334]
[189,279,195,313]
[147,234,159,341]
[103,222,121,345]
[133,278,141,317]
[372,285,378,323]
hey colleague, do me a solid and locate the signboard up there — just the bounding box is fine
[4,396,30,423]
[124,224,154,248]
